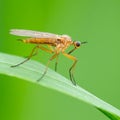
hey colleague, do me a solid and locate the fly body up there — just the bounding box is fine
[10,29,87,85]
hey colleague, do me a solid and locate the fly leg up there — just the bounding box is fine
[62,52,77,85]
[38,45,54,54]
[24,48,39,58]
[37,53,58,82]
[55,55,59,71]
[47,45,58,71]
[11,45,39,67]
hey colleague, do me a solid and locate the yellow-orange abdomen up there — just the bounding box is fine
[23,38,57,46]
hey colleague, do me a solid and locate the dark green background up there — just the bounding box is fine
[0,0,120,120]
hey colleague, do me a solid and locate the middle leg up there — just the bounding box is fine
[37,52,59,82]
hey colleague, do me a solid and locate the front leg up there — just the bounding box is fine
[62,52,78,85]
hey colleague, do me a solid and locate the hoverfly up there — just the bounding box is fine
[10,29,87,85]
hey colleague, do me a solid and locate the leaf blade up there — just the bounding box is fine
[0,52,120,120]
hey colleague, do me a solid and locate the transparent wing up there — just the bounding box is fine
[10,29,59,38]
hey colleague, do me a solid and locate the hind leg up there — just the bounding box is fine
[11,45,39,67]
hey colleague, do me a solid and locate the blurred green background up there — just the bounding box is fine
[0,0,120,120]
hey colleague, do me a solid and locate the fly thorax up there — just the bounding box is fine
[61,35,71,41]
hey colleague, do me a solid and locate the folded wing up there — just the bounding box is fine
[10,29,59,38]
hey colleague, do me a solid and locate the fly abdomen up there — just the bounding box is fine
[20,38,57,46]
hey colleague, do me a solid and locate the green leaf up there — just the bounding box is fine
[0,52,120,120]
